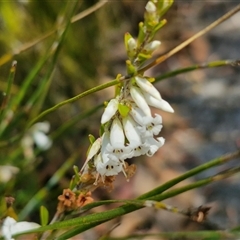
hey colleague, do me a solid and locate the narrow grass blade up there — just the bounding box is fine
[0,61,17,136]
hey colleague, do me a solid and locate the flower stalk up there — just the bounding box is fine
[78,0,174,189]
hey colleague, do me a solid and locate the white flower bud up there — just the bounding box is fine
[122,115,142,148]
[142,91,174,113]
[143,40,161,53]
[135,76,161,100]
[145,1,157,13]
[127,37,137,52]
[110,118,125,149]
[130,86,151,116]
[87,138,101,161]
[101,99,119,124]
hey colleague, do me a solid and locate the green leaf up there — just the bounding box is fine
[0,61,17,136]
[40,206,49,226]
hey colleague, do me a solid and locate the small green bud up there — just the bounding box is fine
[126,60,137,75]
[118,103,130,117]
[137,22,146,46]
[88,134,96,145]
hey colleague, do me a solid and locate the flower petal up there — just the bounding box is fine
[138,113,163,138]
[2,217,40,240]
[11,221,40,236]
[2,217,16,240]
[145,137,165,156]
[130,86,151,116]
[101,99,119,124]
[94,154,122,176]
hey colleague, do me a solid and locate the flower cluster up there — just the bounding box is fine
[79,0,174,185]
[81,75,173,183]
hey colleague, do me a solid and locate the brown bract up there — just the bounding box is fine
[75,192,94,208]
[57,188,94,213]
[57,188,76,212]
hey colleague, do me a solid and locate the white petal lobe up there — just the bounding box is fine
[142,91,174,113]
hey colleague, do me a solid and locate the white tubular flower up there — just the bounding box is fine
[101,99,119,124]
[94,153,123,177]
[130,105,148,126]
[143,40,161,53]
[1,217,40,240]
[135,76,161,100]
[145,137,165,156]
[138,114,163,138]
[122,115,142,148]
[130,86,152,116]
[110,118,125,149]
[132,143,149,157]
[142,91,174,113]
[145,1,157,13]
[108,120,133,160]
[105,144,133,161]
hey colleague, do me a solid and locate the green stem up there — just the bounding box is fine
[102,231,240,240]
[56,166,240,239]
[26,78,121,128]
[17,151,240,238]
[138,150,240,200]
[25,57,240,129]
[139,4,240,73]
[155,59,240,82]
